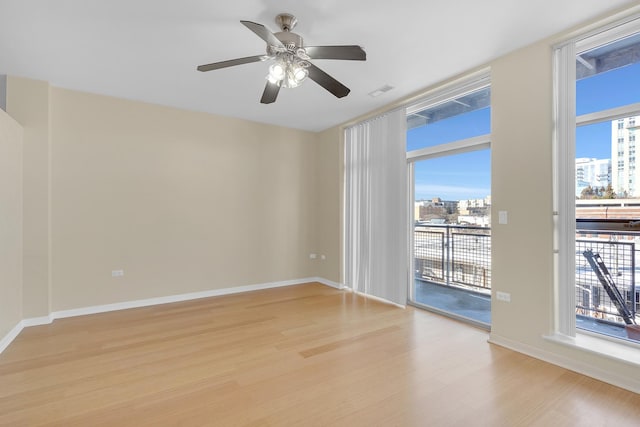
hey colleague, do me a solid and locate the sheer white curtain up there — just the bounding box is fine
[344,108,408,306]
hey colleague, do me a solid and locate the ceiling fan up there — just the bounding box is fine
[197,13,366,104]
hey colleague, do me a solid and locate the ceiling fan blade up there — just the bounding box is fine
[241,20,285,48]
[305,45,366,61]
[306,63,351,98]
[260,80,281,104]
[197,55,269,72]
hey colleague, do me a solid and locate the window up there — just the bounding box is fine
[406,73,491,328]
[555,16,640,345]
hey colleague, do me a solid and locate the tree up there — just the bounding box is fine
[579,184,617,199]
[580,185,595,199]
[604,183,616,199]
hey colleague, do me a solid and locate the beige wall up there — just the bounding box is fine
[490,41,556,344]
[0,109,23,338]
[491,39,556,339]
[5,79,323,313]
[48,88,320,310]
[313,126,342,283]
[6,77,52,318]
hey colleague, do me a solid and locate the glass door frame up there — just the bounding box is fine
[407,136,491,300]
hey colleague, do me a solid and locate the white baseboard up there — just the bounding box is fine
[0,315,55,354]
[51,277,339,320]
[51,277,314,320]
[0,322,24,354]
[313,277,345,289]
[0,277,344,355]
[488,333,640,394]
[22,315,54,327]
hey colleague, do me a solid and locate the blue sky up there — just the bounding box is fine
[412,149,491,201]
[576,62,640,159]
[408,108,491,201]
[409,61,640,201]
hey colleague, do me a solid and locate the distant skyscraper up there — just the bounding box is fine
[575,157,611,197]
[611,115,639,197]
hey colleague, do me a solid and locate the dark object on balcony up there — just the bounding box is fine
[582,249,636,325]
[626,324,640,340]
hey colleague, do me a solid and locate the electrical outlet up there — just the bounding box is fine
[111,270,124,277]
[499,210,508,224]
[309,253,317,259]
[496,291,511,302]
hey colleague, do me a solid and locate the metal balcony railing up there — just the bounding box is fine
[414,224,491,292]
[575,228,639,324]
[413,223,640,327]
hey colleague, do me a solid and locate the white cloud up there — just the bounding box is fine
[414,183,490,201]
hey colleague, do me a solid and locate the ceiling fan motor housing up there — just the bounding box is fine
[270,13,304,54]
[271,31,304,53]
[276,13,297,31]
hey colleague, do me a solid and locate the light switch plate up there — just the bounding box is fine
[498,210,508,225]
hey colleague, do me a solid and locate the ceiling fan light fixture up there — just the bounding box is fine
[267,62,286,83]
[282,63,308,88]
[290,65,308,85]
[266,56,309,88]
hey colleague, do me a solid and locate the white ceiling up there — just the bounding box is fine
[0,0,634,132]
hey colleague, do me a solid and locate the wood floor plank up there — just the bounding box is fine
[1,282,639,426]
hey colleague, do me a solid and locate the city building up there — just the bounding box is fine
[415,198,457,222]
[457,196,491,215]
[611,115,640,197]
[576,157,611,197]
[457,196,491,225]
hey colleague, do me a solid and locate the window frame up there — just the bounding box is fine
[405,72,492,318]
[553,14,640,346]
[406,73,491,161]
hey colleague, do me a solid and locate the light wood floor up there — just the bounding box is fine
[1,283,639,426]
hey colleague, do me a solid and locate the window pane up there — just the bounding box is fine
[414,150,491,202]
[412,150,491,327]
[407,87,490,151]
[576,33,640,115]
[576,122,612,197]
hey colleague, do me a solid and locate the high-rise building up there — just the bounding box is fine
[611,115,639,197]
[575,157,611,197]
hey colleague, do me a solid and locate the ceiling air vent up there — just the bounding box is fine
[368,85,394,97]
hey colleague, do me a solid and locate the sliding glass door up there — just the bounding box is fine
[410,152,491,326]
[406,77,492,327]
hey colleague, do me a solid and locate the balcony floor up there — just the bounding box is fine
[577,316,630,340]
[413,279,635,341]
[413,279,491,327]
